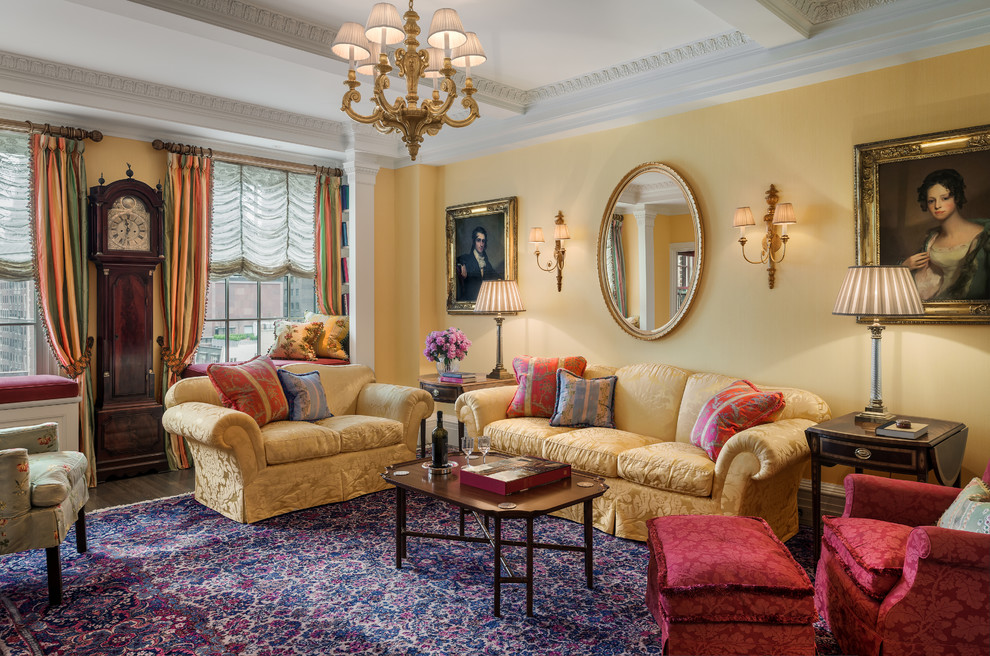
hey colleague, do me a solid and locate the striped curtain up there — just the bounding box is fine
[31,134,96,483]
[314,173,343,314]
[607,214,628,317]
[160,152,212,470]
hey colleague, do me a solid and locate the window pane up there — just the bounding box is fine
[0,324,32,375]
[259,320,276,355]
[288,276,316,319]
[228,326,259,362]
[0,279,34,323]
[205,280,227,320]
[195,321,227,364]
[228,276,258,320]
[259,280,284,319]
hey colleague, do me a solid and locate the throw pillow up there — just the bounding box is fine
[268,320,322,361]
[276,369,333,421]
[506,355,587,418]
[550,368,617,428]
[207,355,289,426]
[937,477,990,534]
[689,379,785,461]
[304,311,349,360]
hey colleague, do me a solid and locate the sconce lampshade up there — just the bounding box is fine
[528,227,546,244]
[833,266,924,317]
[733,207,756,228]
[427,8,467,50]
[772,202,796,225]
[422,47,445,78]
[475,279,525,314]
[331,22,372,61]
[553,222,571,241]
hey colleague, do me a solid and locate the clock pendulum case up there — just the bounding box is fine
[88,172,169,480]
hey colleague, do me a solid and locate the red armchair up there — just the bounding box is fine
[815,462,990,656]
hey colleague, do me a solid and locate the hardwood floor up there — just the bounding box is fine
[86,468,196,512]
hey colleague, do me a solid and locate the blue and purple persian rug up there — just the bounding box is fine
[0,491,840,655]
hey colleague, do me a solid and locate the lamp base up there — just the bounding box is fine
[487,367,514,380]
[854,409,895,424]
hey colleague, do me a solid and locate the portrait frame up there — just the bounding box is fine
[854,123,990,324]
[446,196,518,314]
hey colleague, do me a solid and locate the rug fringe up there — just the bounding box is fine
[88,492,193,515]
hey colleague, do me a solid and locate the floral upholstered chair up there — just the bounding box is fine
[0,423,89,605]
[815,461,990,656]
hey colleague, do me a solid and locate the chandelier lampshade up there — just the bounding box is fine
[334,1,484,161]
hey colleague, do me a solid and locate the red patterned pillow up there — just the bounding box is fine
[207,355,289,426]
[690,380,785,461]
[506,355,587,418]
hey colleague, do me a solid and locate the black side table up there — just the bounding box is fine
[804,412,968,563]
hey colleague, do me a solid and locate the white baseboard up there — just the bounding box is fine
[797,479,846,526]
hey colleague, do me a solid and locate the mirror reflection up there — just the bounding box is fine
[597,163,703,339]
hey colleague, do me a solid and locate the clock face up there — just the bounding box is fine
[107,196,152,251]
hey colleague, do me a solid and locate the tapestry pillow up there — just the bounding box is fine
[550,369,617,428]
[268,320,322,361]
[207,355,289,426]
[689,379,785,461]
[506,355,587,418]
[304,311,349,360]
[276,369,333,422]
[937,477,990,534]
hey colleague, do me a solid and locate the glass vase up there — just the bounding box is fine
[436,359,460,376]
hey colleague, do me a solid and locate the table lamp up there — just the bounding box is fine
[832,265,924,422]
[475,280,524,380]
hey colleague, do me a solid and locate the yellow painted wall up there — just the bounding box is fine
[383,45,990,484]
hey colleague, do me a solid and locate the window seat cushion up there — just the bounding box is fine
[0,376,80,405]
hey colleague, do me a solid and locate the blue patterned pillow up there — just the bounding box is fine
[550,369,617,428]
[276,369,333,421]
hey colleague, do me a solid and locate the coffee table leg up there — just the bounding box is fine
[494,516,502,618]
[395,487,406,569]
[584,499,594,589]
[526,517,534,617]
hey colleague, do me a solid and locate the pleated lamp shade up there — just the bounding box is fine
[423,47,445,78]
[331,22,372,61]
[833,266,924,316]
[427,8,467,50]
[451,32,486,69]
[364,3,404,46]
[733,207,756,228]
[355,42,383,76]
[475,280,524,314]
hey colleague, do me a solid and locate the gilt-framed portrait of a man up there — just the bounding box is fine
[445,197,518,314]
[854,123,990,324]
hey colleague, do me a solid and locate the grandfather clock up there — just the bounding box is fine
[89,170,168,481]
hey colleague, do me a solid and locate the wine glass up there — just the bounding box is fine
[478,435,491,464]
[461,433,477,459]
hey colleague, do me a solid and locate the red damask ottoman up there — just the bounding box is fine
[646,515,815,655]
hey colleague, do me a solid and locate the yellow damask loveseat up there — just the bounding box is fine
[162,363,433,523]
[454,362,830,542]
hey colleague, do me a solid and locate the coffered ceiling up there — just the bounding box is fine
[0,0,988,168]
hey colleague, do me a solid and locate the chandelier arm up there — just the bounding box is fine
[768,235,790,264]
[342,79,387,125]
[421,79,458,116]
[533,251,560,272]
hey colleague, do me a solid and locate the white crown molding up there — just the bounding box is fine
[785,0,900,24]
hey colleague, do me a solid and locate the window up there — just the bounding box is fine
[0,130,56,377]
[194,275,317,364]
[195,160,320,363]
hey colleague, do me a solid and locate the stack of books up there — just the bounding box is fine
[460,455,571,495]
[439,371,476,384]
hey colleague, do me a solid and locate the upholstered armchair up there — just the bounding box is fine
[0,423,89,605]
[815,462,990,656]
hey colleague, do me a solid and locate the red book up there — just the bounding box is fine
[459,455,571,495]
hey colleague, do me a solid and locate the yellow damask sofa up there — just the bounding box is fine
[455,363,830,542]
[162,363,433,523]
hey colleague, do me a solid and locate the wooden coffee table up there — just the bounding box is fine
[381,453,608,617]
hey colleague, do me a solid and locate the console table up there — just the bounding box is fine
[805,412,968,562]
[416,374,516,457]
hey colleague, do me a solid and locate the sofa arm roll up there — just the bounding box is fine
[162,402,266,474]
[714,418,813,481]
[356,383,434,453]
[906,525,990,570]
[455,385,518,437]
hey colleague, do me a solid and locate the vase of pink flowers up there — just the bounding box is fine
[424,327,471,375]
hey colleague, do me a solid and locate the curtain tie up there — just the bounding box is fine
[158,336,190,374]
[61,336,94,378]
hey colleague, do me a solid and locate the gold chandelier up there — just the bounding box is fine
[331,1,485,161]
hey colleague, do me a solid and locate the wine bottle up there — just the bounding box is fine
[431,411,448,468]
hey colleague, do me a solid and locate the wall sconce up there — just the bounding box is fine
[529,211,569,292]
[733,184,796,289]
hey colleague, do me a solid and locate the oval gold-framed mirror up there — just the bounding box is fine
[597,162,704,340]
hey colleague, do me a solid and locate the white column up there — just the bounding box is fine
[344,152,380,371]
[633,206,655,331]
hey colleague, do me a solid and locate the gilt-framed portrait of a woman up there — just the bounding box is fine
[854,123,990,324]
